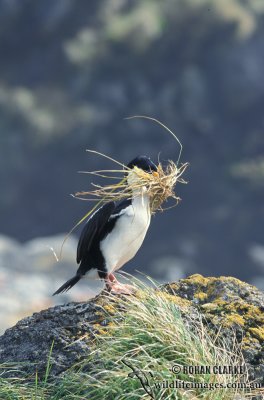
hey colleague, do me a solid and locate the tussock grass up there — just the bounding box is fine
[0,278,259,399]
[75,280,252,399]
[61,117,188,256]
[75,159,188,213]
[61,154,188,257]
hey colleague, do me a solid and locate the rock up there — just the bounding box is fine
[0,234,103,335]
[163,274,264,385]
[0,274,263,388]
[0,300,104,378]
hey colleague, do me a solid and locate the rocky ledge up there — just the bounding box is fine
[0,274,263,387]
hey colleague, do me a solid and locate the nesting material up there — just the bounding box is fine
[75,160,188,214]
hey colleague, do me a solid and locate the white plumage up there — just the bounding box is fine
[100,192,151,274]
[53,155,157,295]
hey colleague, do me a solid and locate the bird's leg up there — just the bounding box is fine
[105,273,135,295]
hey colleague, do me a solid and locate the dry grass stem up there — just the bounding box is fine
[75,160,188,213]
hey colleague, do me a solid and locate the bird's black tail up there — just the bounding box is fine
[53,275,81,295]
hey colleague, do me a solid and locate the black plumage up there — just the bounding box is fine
[53,156,157,295]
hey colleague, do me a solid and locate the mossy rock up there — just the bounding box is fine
[0,274,263,387]
[163,274,264,385]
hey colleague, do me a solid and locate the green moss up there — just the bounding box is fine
[102,303,117,314]
[248,327,264,342]
[92,323,108,335]
[156,291,191,308]
[168,275,264,345]
[224,314,245,326]
[186,273,209,286]
[242,335,259,348]
[194,291,208,302]
[200,299,263,331]
[91,275,264,352]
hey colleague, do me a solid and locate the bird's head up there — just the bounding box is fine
[127,156,158,175]
[126,156,158,191]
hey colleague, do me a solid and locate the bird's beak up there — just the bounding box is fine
[153,171,159,178]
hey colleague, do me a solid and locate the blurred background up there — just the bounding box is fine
[0,0,264,333]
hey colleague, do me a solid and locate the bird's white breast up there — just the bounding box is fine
[100,194,151,273]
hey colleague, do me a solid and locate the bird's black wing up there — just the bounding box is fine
[76,202,115,264]
[111,198,132,216]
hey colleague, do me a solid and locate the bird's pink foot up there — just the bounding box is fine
[106,273,135,295]
[109,282,135,295]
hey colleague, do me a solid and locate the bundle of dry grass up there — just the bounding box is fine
[75,159,188,213]
[60,117,188,257]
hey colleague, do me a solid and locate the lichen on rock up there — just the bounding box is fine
[0,274,263,388]
[163,274,264,385]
